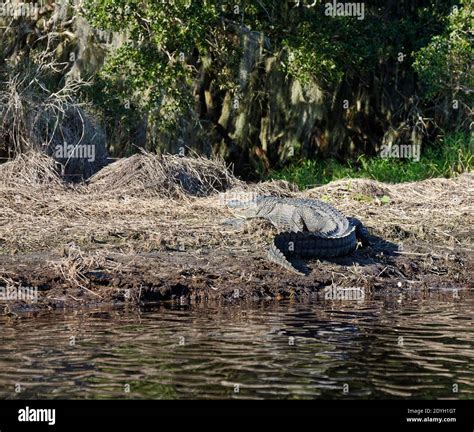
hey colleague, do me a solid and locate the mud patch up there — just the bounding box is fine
[0,235,470,315]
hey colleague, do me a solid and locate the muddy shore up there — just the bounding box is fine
[0,162,472,314]
[0,239,470,315]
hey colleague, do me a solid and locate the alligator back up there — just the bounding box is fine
[254,197,351,237]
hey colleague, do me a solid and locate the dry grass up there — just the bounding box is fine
[232,178,299,196]
[50,243,111,298]
[0,151,64,189]
[0,150,471,264]
[304,174,474,251]
[0,39,108,177]
[88,150,243,199]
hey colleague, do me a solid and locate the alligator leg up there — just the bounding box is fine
[347,217,371,246]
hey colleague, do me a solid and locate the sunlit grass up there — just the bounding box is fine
[269,132,473,189]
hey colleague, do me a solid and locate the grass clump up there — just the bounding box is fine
[0,151,64,189]
[269,132,473,189]
[88,150,242,199]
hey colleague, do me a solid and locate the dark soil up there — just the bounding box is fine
[1,234,471,315]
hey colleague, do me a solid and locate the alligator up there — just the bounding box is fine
[226,196,370,275]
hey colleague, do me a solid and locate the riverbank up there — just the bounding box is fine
[0,153,472,314]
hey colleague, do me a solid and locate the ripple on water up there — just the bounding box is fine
[0,288,473,399]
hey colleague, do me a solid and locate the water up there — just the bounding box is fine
[0,288,473,399]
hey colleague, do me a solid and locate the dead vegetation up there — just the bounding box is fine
[51,242,110,299]
[0,151,64,189]
[0,151,472,312]
[0,151,296,255]
[0,40,108,178]
[88,150,243,198]
[305,175,473,251]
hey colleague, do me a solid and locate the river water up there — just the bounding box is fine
[0,287,473,399]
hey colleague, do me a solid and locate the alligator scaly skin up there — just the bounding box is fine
[227,196,370,275]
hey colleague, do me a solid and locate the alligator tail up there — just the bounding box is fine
[274,231,357,258]
[268,240,305,276]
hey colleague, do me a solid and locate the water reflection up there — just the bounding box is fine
[0,288,472,399]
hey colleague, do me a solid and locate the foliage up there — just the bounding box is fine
[82,0,466,134]
[82,0,238,130]
[2,0,471,177]
[269,132,473,188]
[413,0,473,110]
